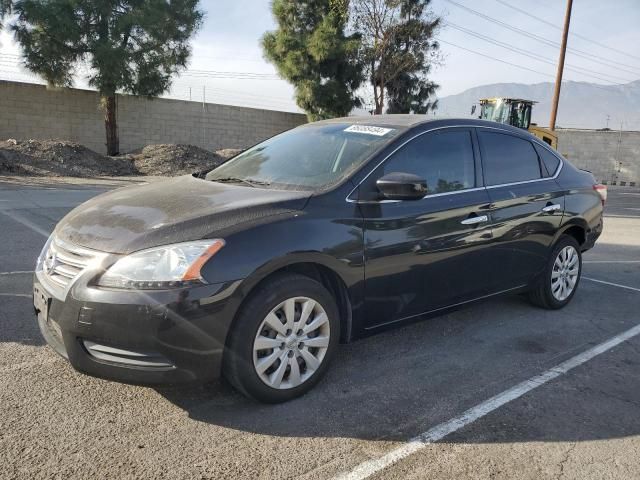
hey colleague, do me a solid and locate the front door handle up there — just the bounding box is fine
[542,204,561,213]
[461,214,489,225]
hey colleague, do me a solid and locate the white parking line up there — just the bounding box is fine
[334,278,640,480]
[0,210,50,238]
[583,277,640,293]
[0,270,34,275]
[0,293,31,298]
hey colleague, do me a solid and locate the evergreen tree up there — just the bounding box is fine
[263,0,363,121]
[10,0,203,155]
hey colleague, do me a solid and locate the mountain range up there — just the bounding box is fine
[435,80,640,131]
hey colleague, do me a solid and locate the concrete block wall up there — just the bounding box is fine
[0,81,307,154]
[557,129,640,186]
[2,80,638,186]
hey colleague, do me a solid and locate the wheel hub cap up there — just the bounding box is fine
[551,245,580,301]
[253,296,330,390]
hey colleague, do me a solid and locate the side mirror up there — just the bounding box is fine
[376,172,427,201]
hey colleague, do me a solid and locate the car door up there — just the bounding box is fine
[477,129,565,287]
[354,127,496,330]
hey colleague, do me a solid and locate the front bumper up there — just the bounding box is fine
[34,273,242,385]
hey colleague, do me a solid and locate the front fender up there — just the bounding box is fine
[198,206,366,339]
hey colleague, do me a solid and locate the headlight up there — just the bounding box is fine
[36,233,55,271]
[97,239,225,289]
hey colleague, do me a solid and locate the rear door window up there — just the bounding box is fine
[478,131,542,186]
[534,143,561,177]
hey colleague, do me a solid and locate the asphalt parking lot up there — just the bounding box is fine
[1,179,639,480]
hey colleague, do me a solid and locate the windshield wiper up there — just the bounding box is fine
[210,177,271,188]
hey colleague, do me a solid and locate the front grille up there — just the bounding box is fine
[41,238,103,291]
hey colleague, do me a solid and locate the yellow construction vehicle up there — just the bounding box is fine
[473,98,558,149]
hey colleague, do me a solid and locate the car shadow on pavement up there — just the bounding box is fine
[156,284,640,443]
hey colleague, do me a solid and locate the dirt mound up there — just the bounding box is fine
[215,148,243,160]
[0,139,241,177]
[127,144,236,176]
[0,139,136,177]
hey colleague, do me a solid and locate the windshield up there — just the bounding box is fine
[481,99,531,129]
[480,99,510,124]
[205,123,401,191]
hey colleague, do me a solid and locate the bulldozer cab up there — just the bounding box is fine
[478,98,534,129]
[475,97,558,149]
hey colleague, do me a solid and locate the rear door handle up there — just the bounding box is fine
[461,214,489,225]
[542,204,561,213]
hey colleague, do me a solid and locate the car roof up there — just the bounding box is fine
[313,114,435,127]
[310,115,528,135]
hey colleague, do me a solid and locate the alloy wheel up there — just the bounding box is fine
[551,245,580,301]
[252,296,330,390]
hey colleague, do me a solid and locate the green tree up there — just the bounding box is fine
[351,0,440,114]
[263,0,364,121]
[10,0,203,155]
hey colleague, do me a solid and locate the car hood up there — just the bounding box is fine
[55,175,311,254]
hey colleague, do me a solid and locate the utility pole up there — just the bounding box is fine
[549,0,573,131]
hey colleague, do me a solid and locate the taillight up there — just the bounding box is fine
[593,184,607,205]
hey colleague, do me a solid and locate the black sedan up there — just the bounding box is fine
[33,116,605,403]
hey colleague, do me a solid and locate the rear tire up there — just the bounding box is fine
[529,235,582,310]
[223,273,340,403]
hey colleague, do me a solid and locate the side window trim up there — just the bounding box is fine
[345,125,564,203]
[539,153,551,177]
[475,127,564,189]
[470,127,485,188]
[533,142,562,178]
[350,126,480,203]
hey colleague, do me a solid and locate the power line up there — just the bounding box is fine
[168,91,296,111]
[167,82,296,109]
[0,54,281,80]
[438,39,555,78]
[443,0,640,76]
[492,0,560,29]
[0,68,297,111]
[438,39,626,93]
[445,22,635,84]
[179,68,279,79]
[492,0,640,63]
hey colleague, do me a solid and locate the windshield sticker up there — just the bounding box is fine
[344,125,394,136]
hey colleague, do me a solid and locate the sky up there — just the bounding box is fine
[1,0,639,113]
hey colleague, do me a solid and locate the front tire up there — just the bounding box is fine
[529,235,582,309]
[223,273,340,403]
